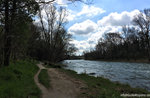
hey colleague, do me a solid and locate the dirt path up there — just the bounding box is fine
[34,63,85,98]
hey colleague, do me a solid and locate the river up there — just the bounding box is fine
[63,60,150,91]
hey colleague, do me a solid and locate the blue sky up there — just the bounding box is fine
[49,0,149,55]
[66,0,150,24]
[60,0,150,55]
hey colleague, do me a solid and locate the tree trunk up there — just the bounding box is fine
[4,0,10,66]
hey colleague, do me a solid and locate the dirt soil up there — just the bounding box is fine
[34,63,86,98]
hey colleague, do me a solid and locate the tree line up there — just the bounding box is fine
[0,0,87,67]
[84,9,150,61]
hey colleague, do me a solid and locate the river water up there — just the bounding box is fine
[63,60,150,91]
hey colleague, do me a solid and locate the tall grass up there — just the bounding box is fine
[0,60,41,98]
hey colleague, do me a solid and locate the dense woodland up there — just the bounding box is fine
[84,9,150,61]
[0,0,81,67]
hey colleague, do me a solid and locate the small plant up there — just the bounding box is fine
[38,69,50,89]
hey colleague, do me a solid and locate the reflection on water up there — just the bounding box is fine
[63,60,150,91]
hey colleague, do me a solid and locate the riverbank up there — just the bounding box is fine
[0,60,149,98]
[43,62,150,97]
[85,59,150,63]
[59,68,150,98]
[0,60,41,98]
[64,60,150,92]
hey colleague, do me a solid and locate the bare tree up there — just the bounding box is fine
[133,9,150,60]
[37,4,74,62]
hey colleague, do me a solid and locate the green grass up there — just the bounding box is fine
[59,69,150,98]
[38,69,50,89]
[0,60,41,98]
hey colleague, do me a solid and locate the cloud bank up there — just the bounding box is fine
[68,19,98,35]
[68,10,140,55]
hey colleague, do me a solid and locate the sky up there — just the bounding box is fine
[50,0,150,55]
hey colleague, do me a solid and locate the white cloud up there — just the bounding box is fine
[70,10,140,55]
[68,19,98,35]
[87,26,122,43]
[70,40,94,55]
[66,5,105,21]
[66,10,76,21]
[98,10,140,26]
[77,5,106,17]
[71,26,122,55]
[55,0,66,4]
[55,0,70,7]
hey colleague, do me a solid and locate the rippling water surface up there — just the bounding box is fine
[63,60,150,91]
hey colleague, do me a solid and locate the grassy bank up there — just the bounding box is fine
[38,69,50,89]
[59,68,150,98]
[0,60,41,98]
